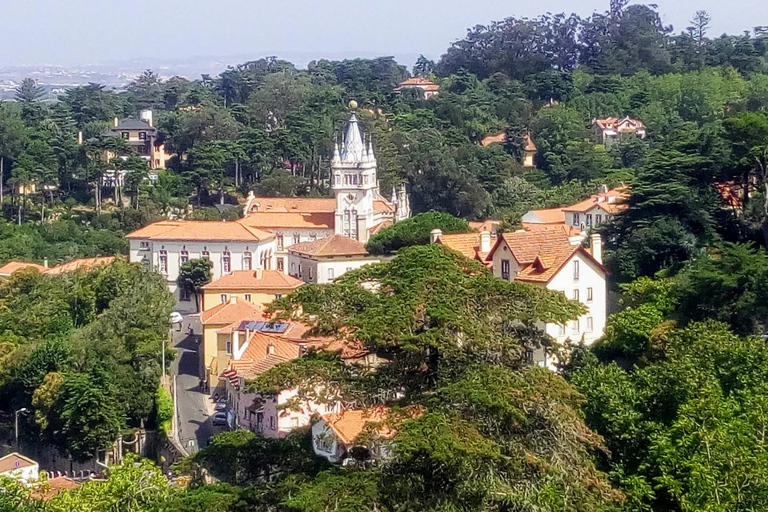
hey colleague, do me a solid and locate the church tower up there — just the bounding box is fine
[332,102,378,243]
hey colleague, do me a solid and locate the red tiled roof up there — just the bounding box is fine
[368,220,393,235]
[437,233,489,263]
[238,212,335,230]
[523,208,566,224]
[321,406,395,445]
[127,220,273,242]
[289,235,369,257]
[200,297,265,325]
[0,261,48,276]
[563,187,629,214]
[468,220,501,233]
[247,197,336,213]
[202,270,304,291]
[44,257,115,275]
[480,132,506,147]
[395,77,440,92]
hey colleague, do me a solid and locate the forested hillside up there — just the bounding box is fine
[2,1,768,511]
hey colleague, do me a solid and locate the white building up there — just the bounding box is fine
[0,453,39,483]
[311,407,395,463]
[287,234,380,284]
[486,230,608,367]
[591,117,647,147]
[126,221,276,312]
[562,186,629,231]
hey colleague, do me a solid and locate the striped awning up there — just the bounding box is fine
[221,367,239,388]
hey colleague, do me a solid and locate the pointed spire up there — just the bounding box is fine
[391,187,397,204]
[341,112,365,162]
[332,143,341,164]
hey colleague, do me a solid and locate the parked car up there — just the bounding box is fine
[170,312,183,324]
[212,412,228,426]
[214,399,228,411]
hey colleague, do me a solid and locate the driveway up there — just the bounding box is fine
[170,319,226,453]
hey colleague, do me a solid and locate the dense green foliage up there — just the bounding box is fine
[0,260,174,461]
[365,211,470,255]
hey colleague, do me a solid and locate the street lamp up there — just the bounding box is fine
[15,408,29,449]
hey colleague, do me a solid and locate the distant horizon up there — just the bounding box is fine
[2,0,766,71]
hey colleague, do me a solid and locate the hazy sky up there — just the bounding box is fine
[1,0,765,67]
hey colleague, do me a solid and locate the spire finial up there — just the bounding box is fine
[348,99,358,111]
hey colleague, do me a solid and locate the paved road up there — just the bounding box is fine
[170,322,220,453]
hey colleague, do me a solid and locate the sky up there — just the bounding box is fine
[0,0,765,68]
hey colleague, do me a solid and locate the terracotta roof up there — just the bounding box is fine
[521,208,566,225]
[480,132,506,147]
[368,220,393,236]
[593,116,646,131]
[523,134,537,152]
[563,187,629,214]
[127,220,273,242]
[373,200,395,213]
[437,233,489,262]
[288,234,369,258]
[395,77,440,92]
[321,406,396,445]
[0,452,37,475]
[0,261,48,276]
[468,220,501,233]
[522,223,583,237]
[310,337,374,360]
[30,476,79,501]
[44,257,115,275]
[200,296,265,325]
[224,330,303,381]
[238,212,334,230]
[248,197,336,213]
[203,270,304,291]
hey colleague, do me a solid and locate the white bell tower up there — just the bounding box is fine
[332,101,378,242]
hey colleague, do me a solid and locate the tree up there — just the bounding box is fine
[178,258,213,312]
[366,212,471,255]
[15,78,45,103]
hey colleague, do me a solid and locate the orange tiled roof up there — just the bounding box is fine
[200,297,265,325]
[0,260,48,276]
[203,270,304,291]
[368,220,393,236]
[437,233,489,262]
[523,134,537,152]
[238,212,335,230]
[226,330,304,380]
[468,220,501,233]
[44,256,115,275]
[289,234,369,258]
[321,406,395,445]
[563,187,629,214]
[248,197,336,213]
[523,208,566,225]
[127,220,273,242]
[522,223,583,237]
[374,200,395,214]
[480,132,506,147]
[395,77,440,92]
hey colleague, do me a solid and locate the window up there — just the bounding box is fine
[573,260,580,282]
[290,262,296,275]
[328,268,335,280]
[346,267,352,272]
[290,417,299,428]
[586,214,592,227]
[269,416,276,430]
[180,288,191,302]
[159,250,168,274]
[256,412,264,433]
[573,289,580,301]
[298,264,302,278]
[225,341,232,355]
[501,259,511,280]
[139,241,150,250]
[573,213,580,227]
[343,209,358,239]
[121,132,129,139]
[220,294,227,303]
[274,294,281,299]
[586,317,594,332]
[571,320,580,334]
[334,174,340,185]
[293,233,300,245]
[222,251,231,273]
[243,252,252,270]
[138,132,147,140]
[595,214,603,225]
[524,348,534,365]
[587,287,593,302]
[309,233,317,241]
[276,234,284,251]
[141,257,150,270]
[277,258,284,272]
[308,267,313,281]
[202,251,210,260]
[180,250,189,264]
[244,294,252,302]
[558,324,566,336]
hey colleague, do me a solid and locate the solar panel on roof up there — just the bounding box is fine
[238,321,289,333]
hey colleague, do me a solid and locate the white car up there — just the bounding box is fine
[170,312,184,324]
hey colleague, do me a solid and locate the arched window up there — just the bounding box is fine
[243,251,252,271]
[159,250,168,274]
[222,251,231,273]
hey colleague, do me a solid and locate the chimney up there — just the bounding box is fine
[591,233,603,264]
[230,295,238,304]
[267,343,275,355]
[113,117,119,127]
[255,269,263,280]
[479,231,491,254]
[233,330,240,359]
[77,131,83,145]
[43,259,49,268]
[430,228,443,244]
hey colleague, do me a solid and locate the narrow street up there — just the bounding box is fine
[170,320,219,453]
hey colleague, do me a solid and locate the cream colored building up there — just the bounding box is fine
[486,230,607,367]
[201,269,304,310]
[101,110,172,169]
[287,234,380,284]
[127,221,276,313]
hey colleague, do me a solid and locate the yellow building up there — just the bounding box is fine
[200,296,266,385]
[201,269,304,310]
[102,110,171,170]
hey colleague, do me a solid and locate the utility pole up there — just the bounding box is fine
[15,408,29,449]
